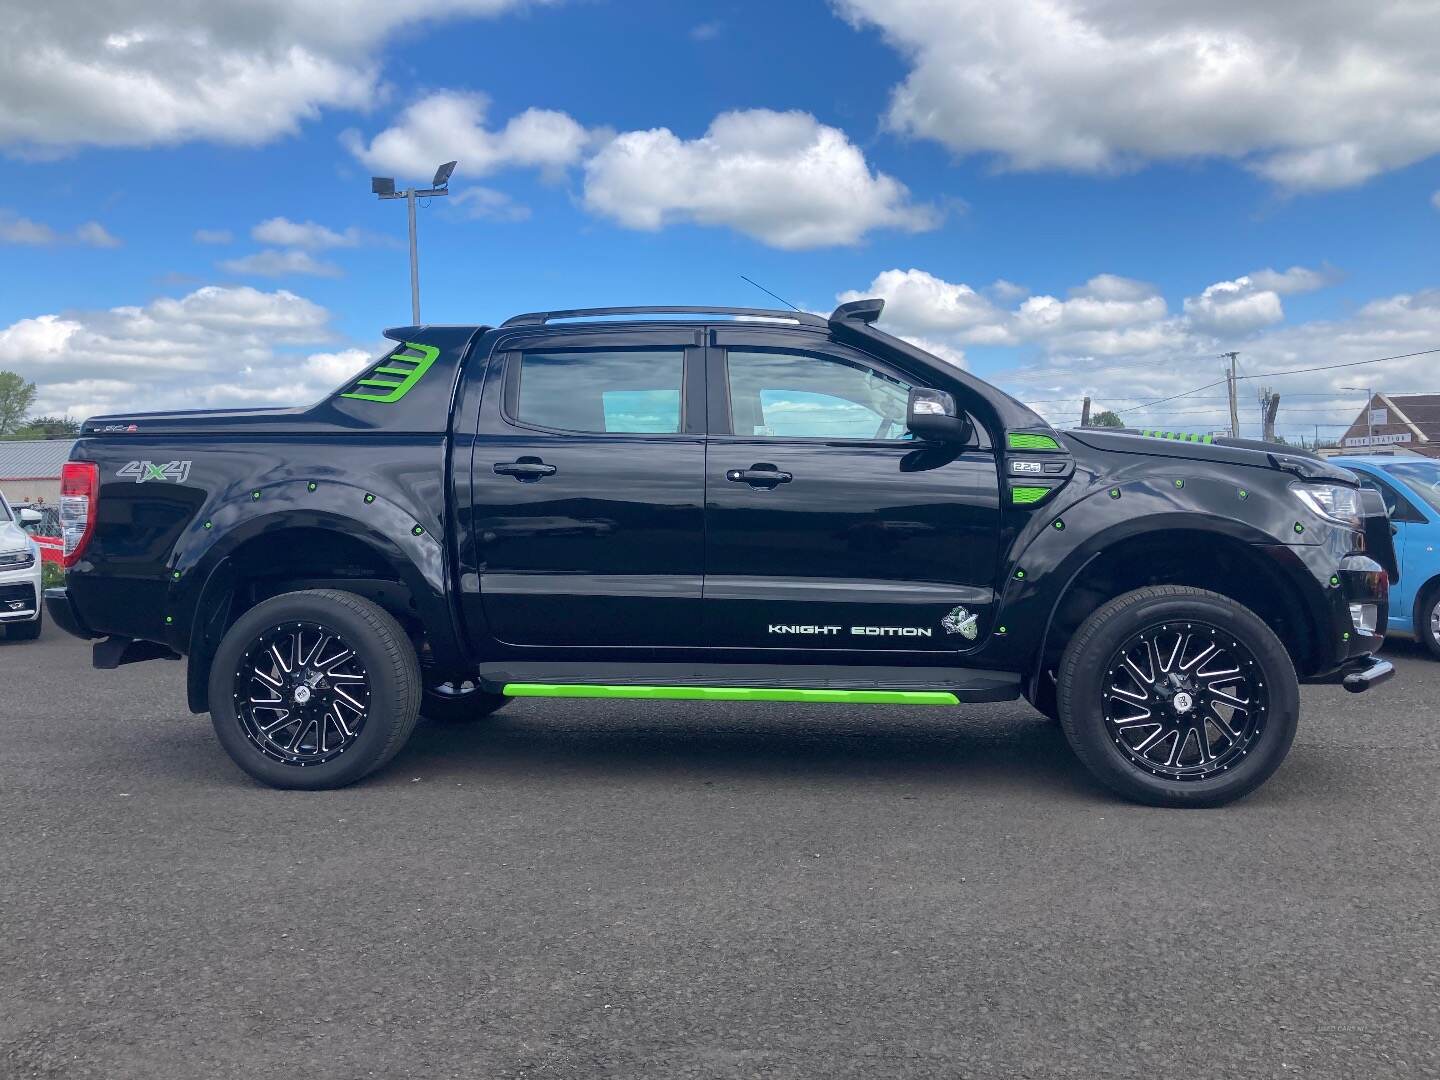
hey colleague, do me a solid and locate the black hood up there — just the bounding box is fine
[1063,428,1357,483]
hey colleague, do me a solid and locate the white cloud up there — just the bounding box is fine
[837,0,1440,190]
[1182,277,1283,335]
[0,210,121,247]
[220,249,344,278]
[450,186,531,222]
[0,285,360,418]
[344,91,592,180]
[690,21,723,41]
[0,1,553,155]
[0,212,58,246]
[74,222,122,248]
[251,217,363,249]
[193,228,234,245]
[583,109,939,249]
[844,265,1440,441]
[1432,191,1440,211]
[838,269,1005,338]
[1248,265,1340,296]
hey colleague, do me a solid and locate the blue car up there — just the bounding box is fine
[1333,455,1440,657]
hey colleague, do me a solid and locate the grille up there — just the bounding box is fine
[0,583,36,614]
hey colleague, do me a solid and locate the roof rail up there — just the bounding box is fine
[500,305,828,328]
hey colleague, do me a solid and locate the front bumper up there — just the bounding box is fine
[0,563,42,623]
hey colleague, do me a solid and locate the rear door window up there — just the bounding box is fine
[511,350,685,434]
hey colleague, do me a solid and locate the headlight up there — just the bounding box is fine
[1293,483,1363,528]
[0,548,35,570]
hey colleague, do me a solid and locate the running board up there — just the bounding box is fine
[477,662,1020,704]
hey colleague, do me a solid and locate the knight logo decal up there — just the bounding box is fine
[118,460,193,485]
[942,606,979,641]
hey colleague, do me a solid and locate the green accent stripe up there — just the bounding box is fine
[1007,432,1061,450]
[1011,485,1050,505]
[501,683,960,705]
[1140,429,1213,444]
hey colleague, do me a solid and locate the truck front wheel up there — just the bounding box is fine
[1056,586,1299,808]
[208,589,421,790]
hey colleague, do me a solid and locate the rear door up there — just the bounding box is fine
[702,329,1002,656]
[467,328,707,649]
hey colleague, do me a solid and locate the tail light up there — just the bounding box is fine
[60,461,99,569]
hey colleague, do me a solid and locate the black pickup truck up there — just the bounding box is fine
[46,299,1396,805]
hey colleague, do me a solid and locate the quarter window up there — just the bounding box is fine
[513,350,684,434]
[725,350,913,440]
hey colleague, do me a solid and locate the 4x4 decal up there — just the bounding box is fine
[340,341,440,404]
[118,460,192,484]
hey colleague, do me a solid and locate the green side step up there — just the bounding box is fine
[502,684,961,706]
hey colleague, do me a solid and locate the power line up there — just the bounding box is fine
[1114,345,1440,414]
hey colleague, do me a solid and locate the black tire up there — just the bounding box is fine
[1056,585,1298,808]
[6,606,42,641]
[1417,581,1440,660]
[421,677,510,723]
[1024,671,1060,724]
[208,589,421,790]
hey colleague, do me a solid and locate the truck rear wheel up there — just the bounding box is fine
[208,589,421,790]
[1056,586,1298,808]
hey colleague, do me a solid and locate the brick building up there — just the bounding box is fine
[1338,394,1440,458]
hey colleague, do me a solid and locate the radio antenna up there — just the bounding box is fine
[739,274,802,313]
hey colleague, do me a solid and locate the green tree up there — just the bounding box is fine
[0,372,38,436]
[1090,410,1124,428]
[14,415,80,440]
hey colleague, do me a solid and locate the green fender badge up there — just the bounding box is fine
[341,342,440,404]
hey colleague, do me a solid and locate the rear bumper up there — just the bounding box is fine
[45,587,96,640]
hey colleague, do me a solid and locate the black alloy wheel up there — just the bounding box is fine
[209,590,420,790]
[1101,622,1266,781]
[1057,586,1299,808]
[236,622,371,765]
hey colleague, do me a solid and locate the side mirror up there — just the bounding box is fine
[18,509,41,525]
[907,387,974,444]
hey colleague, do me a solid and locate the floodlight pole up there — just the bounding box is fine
[370,161,456,326]
[407,187,420,325]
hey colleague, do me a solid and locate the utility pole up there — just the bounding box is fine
[1080,396,1091,427]
[1221,352,1240,438]
[369,160,457,325]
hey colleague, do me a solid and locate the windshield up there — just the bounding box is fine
[1383,461,1440,514]
[0,494,10,523]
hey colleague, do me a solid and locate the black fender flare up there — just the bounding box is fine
[177,480,460,712]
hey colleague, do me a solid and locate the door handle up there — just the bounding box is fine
[493,459,557,481]
[727,464,793,488]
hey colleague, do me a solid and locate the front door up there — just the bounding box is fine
[703,331,1002,656]
[469,330,707,649]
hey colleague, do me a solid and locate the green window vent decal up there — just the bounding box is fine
[340,341,439,404]
[1011,485,1050,505]
[1007,433,1061,451]
[1140,429,1213,444]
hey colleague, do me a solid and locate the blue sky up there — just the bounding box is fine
[3,0,1439,440]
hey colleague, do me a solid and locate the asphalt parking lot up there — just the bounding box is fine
[2,623,1438,1080]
